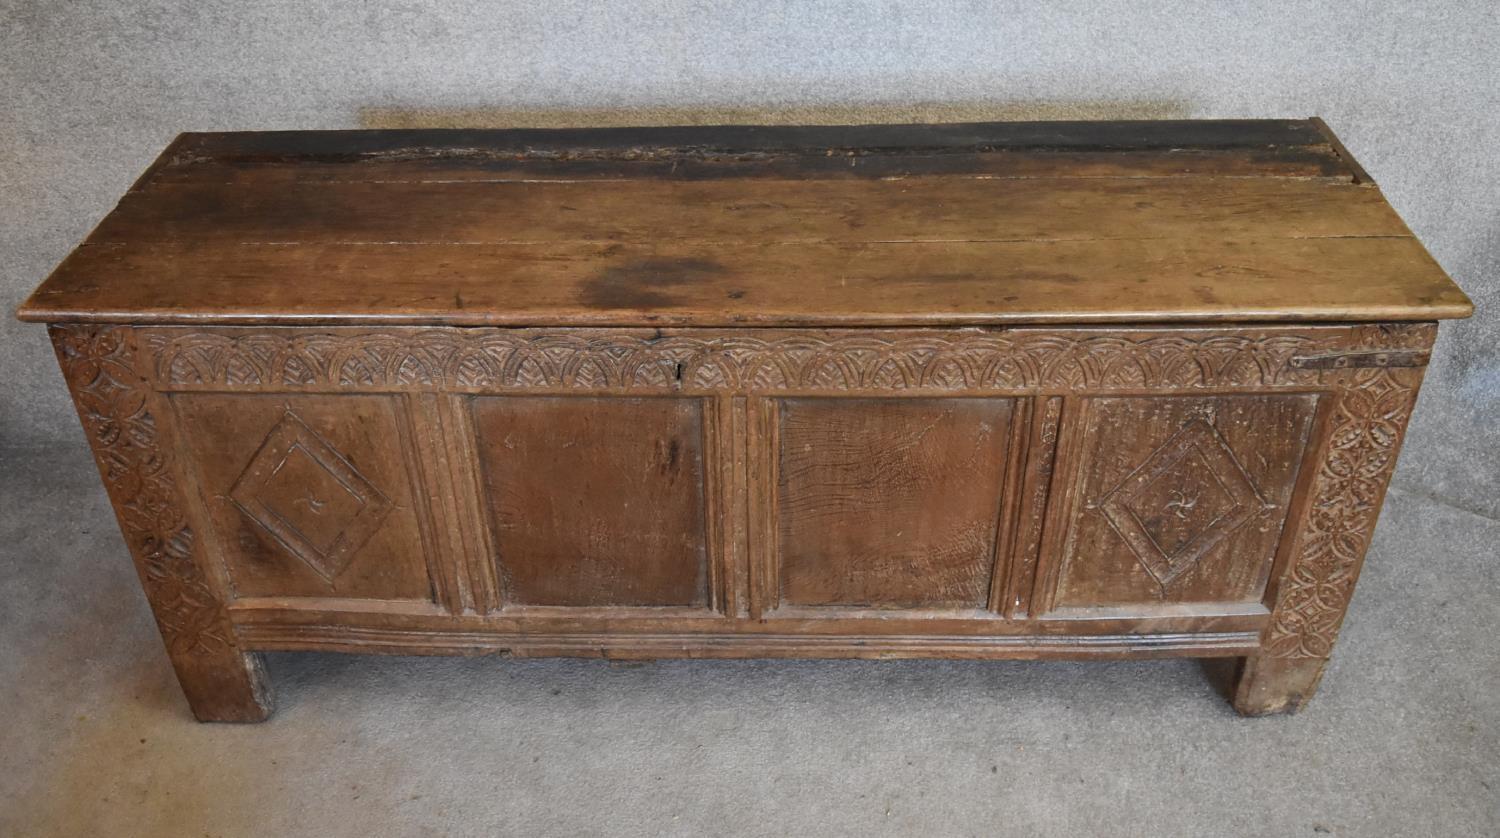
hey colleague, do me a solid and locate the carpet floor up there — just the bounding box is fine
[2,443,1495,837]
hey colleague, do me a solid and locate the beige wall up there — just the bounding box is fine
[3,1,1495,512]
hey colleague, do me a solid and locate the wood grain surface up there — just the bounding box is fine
[470,396,710,608]
[774,398,1015,609]
[17,120,1472,326]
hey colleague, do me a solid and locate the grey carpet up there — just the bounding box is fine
[1,444,1495,837]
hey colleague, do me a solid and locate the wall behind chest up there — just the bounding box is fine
[4,2,1495,513]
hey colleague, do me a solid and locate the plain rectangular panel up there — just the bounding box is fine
[775,398,1016,609]
[470,396,710,608]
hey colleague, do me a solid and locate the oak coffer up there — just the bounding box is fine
[17,120,1473,721]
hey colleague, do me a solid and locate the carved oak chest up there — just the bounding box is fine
[18,120,1472,721]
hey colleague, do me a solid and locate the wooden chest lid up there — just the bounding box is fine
[17,119,1472,327]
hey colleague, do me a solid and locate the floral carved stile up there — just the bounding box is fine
[1262,363,1425,658]
[1257,323,1435,659]
[50,325,236,659]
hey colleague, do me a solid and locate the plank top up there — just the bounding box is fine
[17,120,1472,326]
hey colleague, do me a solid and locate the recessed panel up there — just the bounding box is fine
[471,396,709,608]
[775,398,1015,609]
[1051,394,1319,609]
[171,394,436,601]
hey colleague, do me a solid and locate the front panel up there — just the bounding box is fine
[123,323,1434,667]
[1041,394,1320,612]
[771,397,1017,610]
[469,395,712,609]
[171,393,438,602]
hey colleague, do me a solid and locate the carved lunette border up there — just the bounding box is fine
[141,324,1434,394]
[49,324,238,660]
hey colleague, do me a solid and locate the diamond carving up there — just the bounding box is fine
[1094,419,1270,586]
[229,411,391,581]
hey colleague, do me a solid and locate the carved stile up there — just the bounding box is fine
[51,325,272,721]
[1236,326,1433,714]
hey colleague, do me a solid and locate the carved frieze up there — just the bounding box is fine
[141,326,1433,394]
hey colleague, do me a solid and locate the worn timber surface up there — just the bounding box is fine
[18,120,1472,326]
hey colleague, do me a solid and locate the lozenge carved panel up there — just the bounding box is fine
[1045,394,1319,611]
[171,394,439,601]
[227,410,394,582]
